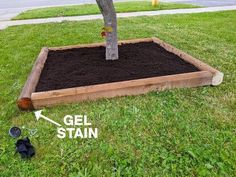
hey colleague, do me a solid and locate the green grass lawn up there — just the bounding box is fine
[0,11,236,176]
[13,1,199,20]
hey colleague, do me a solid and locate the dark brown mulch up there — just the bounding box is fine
[36,42,199,92]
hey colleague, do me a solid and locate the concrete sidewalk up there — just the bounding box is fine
[1,5,236,30]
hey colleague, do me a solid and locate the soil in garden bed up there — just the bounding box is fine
[36,42,200,92]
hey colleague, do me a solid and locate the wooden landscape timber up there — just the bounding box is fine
[151,37,224,86]
[17,47,48,110]
[17,37,223,110]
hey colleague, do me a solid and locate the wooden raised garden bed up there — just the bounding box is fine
[17,37,223,110]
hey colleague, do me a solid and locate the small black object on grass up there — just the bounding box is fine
[9,127,21,138]
[16,137,35,159]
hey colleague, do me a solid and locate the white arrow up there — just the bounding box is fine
[34,110,62,127]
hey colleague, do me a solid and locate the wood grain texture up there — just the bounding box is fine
[17,47,48,110]
[31,71,213,108]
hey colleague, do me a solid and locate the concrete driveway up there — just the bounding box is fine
[0,0,236,21]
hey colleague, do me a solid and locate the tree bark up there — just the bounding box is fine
[96,0,119,60]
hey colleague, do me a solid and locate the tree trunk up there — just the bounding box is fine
[96,0,119,60]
